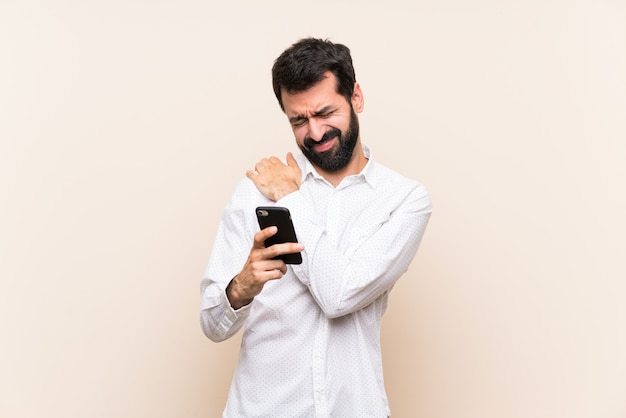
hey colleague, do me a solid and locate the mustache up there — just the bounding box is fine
[303,128,341,149]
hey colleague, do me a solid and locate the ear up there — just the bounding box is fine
[351,82,364,113]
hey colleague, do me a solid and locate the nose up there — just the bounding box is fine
[307,118,324,142]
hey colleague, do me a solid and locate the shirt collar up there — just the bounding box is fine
[299,144,377,189]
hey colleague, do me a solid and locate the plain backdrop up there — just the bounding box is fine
[1,0,625,417]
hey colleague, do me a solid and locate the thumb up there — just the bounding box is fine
[254,226,278,248]
[286,152,299,169]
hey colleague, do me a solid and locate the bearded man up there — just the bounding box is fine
[200,37,432,418]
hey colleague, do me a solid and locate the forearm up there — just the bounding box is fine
[282,186,432,318]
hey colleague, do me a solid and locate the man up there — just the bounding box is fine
[200,38,432,417]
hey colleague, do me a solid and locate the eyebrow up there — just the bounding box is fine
[289,105,335,125]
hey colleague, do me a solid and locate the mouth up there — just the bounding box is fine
[312,136,336,153]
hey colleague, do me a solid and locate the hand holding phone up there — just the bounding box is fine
[255,206,302,264]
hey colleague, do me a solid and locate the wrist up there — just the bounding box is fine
[226,277,253,310]
[273,184,299,202]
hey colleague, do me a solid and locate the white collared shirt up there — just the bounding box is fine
[201,145,432,417]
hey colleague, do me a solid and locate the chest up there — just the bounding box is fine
[302,180,398,250]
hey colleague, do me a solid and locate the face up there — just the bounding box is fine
[281,72,363,173]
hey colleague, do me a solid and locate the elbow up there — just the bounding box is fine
[324,309,348,319]
[316,285,390,319]
[318,299,355,319]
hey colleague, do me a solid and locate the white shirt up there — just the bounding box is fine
[200,145,432,418]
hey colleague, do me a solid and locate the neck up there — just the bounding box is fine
[317,142,367,187]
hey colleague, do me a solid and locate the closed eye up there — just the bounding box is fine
[313,106,336,119]
[289,106,337,128]
[291,117,307,128]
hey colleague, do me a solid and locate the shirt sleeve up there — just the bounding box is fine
[199,181,259,342]
[280,182,432,319]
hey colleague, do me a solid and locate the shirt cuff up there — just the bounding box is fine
[210,289,249,339]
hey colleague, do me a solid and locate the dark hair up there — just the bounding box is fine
[272,38,356,111]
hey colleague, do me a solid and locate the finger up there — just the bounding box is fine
[268,156,283,165]
[245,170,258,179]
[263,241,304,260]
[265,262,287,281]
[253,226,278,248]
[251,260,286,281]
[254,158,269,173]
[267,268,285,281]
[278,263,288,275]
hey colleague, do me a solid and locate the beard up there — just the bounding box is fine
[298,107,360,172]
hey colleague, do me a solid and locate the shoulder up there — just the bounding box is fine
[368,160,432,212]
[370,159,428,192]
[226,177,274,212]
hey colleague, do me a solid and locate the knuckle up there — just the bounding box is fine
[264,247,278,259]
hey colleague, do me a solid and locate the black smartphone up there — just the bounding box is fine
[255,206,302,264]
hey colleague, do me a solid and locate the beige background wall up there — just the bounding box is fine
[1,0,625,417]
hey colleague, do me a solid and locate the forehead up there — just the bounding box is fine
[281,72,346,116]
